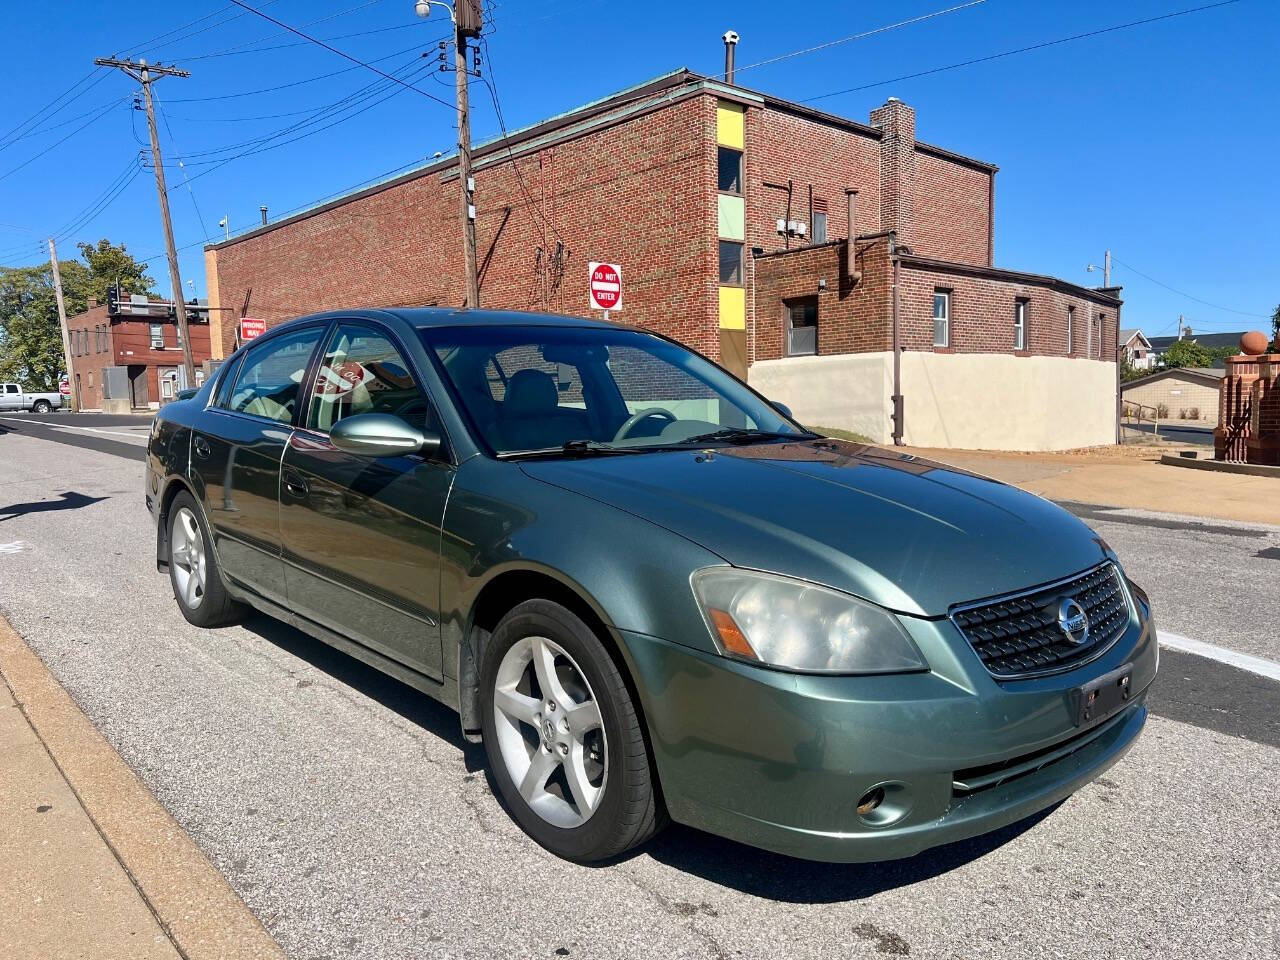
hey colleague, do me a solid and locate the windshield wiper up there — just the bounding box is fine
[678,428,814,446]
[498,440,650,460]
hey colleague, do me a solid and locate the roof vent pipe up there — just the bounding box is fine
[723,31,739,85]
[259,205,268,226]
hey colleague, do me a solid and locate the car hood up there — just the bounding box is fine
[519,439,1109,617]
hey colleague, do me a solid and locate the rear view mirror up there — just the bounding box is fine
[330,413,441,458]
[773,400,794,420]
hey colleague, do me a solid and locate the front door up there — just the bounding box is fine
[191,324,325,605]
[0,383,19,411]
[280,321,452,680]
[128,365,149,408]
[158,367,179,404]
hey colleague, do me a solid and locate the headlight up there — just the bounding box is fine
[691,568,927,674]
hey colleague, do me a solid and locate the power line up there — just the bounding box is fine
[1110,256,1268,320]
[154,91,212,242]
[225,0,455,111]
[0,71,109,152]
[50,156,145,244]
[183,17,427,63]
[804,0,1244,102]
[177,0,384,60]
[0,99,123,185]
[734,1,986,77]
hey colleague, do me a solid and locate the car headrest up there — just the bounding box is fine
[503,369,558,418]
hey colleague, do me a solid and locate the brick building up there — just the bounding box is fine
[66,293,213,412]
[205,67,1121,450]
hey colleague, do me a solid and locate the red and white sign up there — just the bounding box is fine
[58,379,70,396]
[239,318,267,341]
[315,361,370,396]
[588,262,622,312]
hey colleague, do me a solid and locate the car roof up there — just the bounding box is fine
[268,306,632,332]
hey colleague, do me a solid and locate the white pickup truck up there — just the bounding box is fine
[0,383,62,413]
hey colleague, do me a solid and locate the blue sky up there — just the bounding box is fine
[0,0,1275,338]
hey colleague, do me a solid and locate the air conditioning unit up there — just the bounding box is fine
[776,218,787,235]
[794,221,807,237]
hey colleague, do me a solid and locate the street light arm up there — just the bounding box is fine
[414,0,455,23]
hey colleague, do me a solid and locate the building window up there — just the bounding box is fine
[785,297,818,356]
[933,290,951,348]
[150,322,164,349]
[812,210,827,244]
[717,146,742,194]
[1066,306,1074,355]
[718,241,744,284]
[1014,299,1028,351]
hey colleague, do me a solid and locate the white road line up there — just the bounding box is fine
[0,416,148,441]
[1159,631,1280,683]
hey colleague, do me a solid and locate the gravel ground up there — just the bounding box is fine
[1,430,1277,960]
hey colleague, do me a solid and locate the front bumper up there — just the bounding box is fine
[618,593,1157,863]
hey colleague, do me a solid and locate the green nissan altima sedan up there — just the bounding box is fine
[145,308,1157,864]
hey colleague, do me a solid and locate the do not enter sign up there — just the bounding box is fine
[588,261,622,312]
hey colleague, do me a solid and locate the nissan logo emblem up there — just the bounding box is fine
[1056,598,1090,646]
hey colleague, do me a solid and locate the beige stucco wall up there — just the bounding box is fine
[901,353,1117,451]
[1121,375,1219,421]
[748,352,893,443]
[749,351,1117,450]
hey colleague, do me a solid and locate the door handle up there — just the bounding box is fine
[282,470,309,498]
[193,435,211,460]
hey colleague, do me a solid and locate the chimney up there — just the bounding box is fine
[845,190,862,279]
[722,30,739,85]
[259,205,268,226]
[87,297,99,309]
[869,97,916,242]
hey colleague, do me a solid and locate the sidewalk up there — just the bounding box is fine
[905,445,1279,527]
[0,616,285,960]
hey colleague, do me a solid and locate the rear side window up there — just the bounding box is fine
[227,326,323,424]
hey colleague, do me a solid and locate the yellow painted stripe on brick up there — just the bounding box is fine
[716,101,744,149]
[719,286,745,330]
[717,194,744,241]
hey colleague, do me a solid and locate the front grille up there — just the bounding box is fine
[950,563,1130,679]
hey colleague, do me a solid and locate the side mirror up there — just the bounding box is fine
[330,413,441,458]
[773,401,794,421]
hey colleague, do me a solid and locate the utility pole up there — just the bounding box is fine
[47,238,78,412]
[454,3,480,308]
[1087,248,1112,288]
[94,56,197,386]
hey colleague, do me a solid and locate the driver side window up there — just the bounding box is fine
[307,324,436,434]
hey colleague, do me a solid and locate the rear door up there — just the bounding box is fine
[190,324,325,605]
[280,320,453,679]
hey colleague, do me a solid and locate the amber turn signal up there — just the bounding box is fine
[709,608,758,659]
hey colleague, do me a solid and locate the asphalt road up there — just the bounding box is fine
[2,417,1278,960]
[1123,421,1215,445]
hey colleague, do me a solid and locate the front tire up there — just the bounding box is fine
[166,491,243,627]
[479,599,664,862]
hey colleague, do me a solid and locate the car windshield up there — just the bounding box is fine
[423,324,811,457]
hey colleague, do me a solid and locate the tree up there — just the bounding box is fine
[1120,358,1148,382]
[1159,339,1213,370]
[0,240,154,390]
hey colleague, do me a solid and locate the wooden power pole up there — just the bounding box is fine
[94,56,197,386]
[453,0,482,308]
[47,238,78,412]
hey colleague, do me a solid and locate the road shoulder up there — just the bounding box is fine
[0,613,285,960]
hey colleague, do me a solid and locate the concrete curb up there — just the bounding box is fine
[1159,454,1280,478]
[0,615,286,960]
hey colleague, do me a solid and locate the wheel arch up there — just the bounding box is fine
[457,565,654,769]
[155,475,196,571]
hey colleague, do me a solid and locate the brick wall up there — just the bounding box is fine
[897,260,1119,360]
[210,93,717,361]
[753,242,1120,367]
[753,237,892,362]
[913,149,992,266]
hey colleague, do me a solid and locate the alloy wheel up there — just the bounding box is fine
[492,635,608,828]
[170,506,207,610]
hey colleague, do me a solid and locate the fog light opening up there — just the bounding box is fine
[857,786,885,817]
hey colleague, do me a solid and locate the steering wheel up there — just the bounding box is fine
[612,407,677,442]
[393,396,431,422]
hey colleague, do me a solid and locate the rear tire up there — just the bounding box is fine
[166,491,244,627]
[479,599,665,862]
[32,400,51,413]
